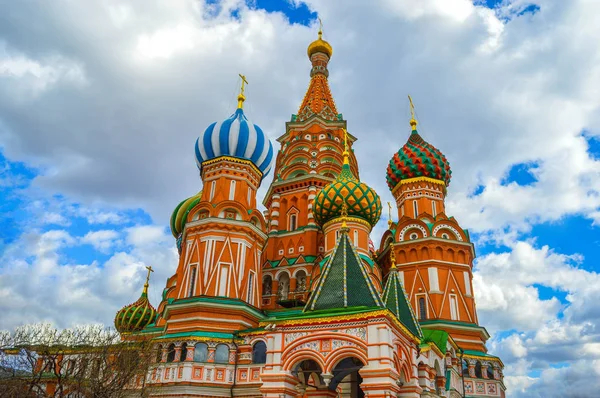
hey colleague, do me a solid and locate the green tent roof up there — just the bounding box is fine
[305,230,384,312]
[382,268,422,338]
[421,328,448,353]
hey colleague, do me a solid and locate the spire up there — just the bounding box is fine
[296,23,337,122]
[387,201,393,227]
[342,128,350,166]
[142,265,154,297]
[237,73,248,109]
[382,250,422,338]
[408,95,418,131]
[304,229,384,312]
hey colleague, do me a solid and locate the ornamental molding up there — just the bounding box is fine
[432,225,464,241]
[399,224,428,240]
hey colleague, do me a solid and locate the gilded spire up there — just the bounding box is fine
[343,128,350,165]
[389,245,397,270]
[142,265,154,296]
[340,203,349,230]
[408,95,418,130]
[387,201,393,227]
[237,73,248,109]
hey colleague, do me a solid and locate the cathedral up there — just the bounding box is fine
[114,28,506,398]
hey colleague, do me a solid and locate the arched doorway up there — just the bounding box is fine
[329,357,365,398]
[292,359,326,395]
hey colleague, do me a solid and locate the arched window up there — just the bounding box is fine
[353,229,358,247]
[432,201,437,217]
[252,341,267,364]
[229,180,236,200]
[289,214,297,231]
[180,342,188,362]
[210,180,216,201]
[475,361,482,378]
[462,359,469,376]
[215,344,229,364]
[296,270,307,292]
[166,344,176,362]
[277,273,290,300]
[193,343,208,362]
[413,200,419,218]
[262,275,272,296]
[487,364,495,379]
[418,297,427,320]
[156,345,163,363]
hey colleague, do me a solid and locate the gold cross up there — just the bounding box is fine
[239,74,248,95]
[387,201,392,224]
[408,95,418,129]
[318,17,323,37]
[143,266,154,295]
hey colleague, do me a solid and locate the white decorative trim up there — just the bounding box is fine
[399,224,428,241]
[433,225,464,241]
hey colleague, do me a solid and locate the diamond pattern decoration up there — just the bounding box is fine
[386,129,452,190]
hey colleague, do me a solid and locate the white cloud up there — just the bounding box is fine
[81,229,121,252]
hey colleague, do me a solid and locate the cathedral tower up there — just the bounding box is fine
[156,78,274,334]
[379,98,487,353]
[260,28,360,309]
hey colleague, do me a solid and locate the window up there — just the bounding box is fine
[353,229,358,247]
[410,232,418,240]
[229,180,236,200]
[428,267,439,292]
[432,201,437,217]
[296,270,307,292]
[180,342,188,362]
[247,271,255,305]
[464,272,472,296]
[475,361,482,378]
[166,344,176,362]
[193,343,208,362]
[262,275,272,296]
[247,186,251,205]
[462,359,469,376]
[450,295,458,320]
[289,214,297,231]
[188,266,197,297]
[277,273,290,300]
[210,180,216,201]
[252,341,267,364]
[441,233,449,239]
[418,296,427,320]
[215,344,229,364]
[413,200,418,218]
[487,364,495,379]
[218,264,230,296]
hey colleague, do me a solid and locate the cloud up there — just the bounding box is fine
[81,229,121,252]
[1,0,600,395]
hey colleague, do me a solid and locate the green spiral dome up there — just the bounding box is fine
[170,191,202,238]
[313,162,382,228]
[114,291,157,334]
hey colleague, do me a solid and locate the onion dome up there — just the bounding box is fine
[313,131,382,228]
[170,191,202,238]
[195,77,274,179]
[115,267,157,334]
[307,27,332,59]
[386,102,451,190]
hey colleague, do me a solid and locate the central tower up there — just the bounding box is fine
[260,28,361,309]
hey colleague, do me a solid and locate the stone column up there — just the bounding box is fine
[207,346,216,363]
[482,362,489,379]
[270,194,281,233]
[173,342,182,362]
[468,359,476,378]
[161,346,168,363]
[185,342,195,361]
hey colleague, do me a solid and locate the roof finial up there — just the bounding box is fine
[142,265,154,296]
[341,202,349,230]
[342,128,350,165]
[408,95,418,130]
[389,246,397,270]
[237,74,248,109]
[318,17,323,39]
[387,201,393,227]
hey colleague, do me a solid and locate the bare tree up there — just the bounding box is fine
[0,324,155,398]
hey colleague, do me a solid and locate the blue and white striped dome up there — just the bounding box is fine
[195,108,274,178]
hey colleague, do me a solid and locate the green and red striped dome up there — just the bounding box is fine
[386,129,451,190]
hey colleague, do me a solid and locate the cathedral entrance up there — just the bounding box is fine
[292,357,365,398]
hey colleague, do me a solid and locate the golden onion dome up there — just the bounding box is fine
[307,29,333,59]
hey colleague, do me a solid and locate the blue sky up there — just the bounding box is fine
[1,1,600,397]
